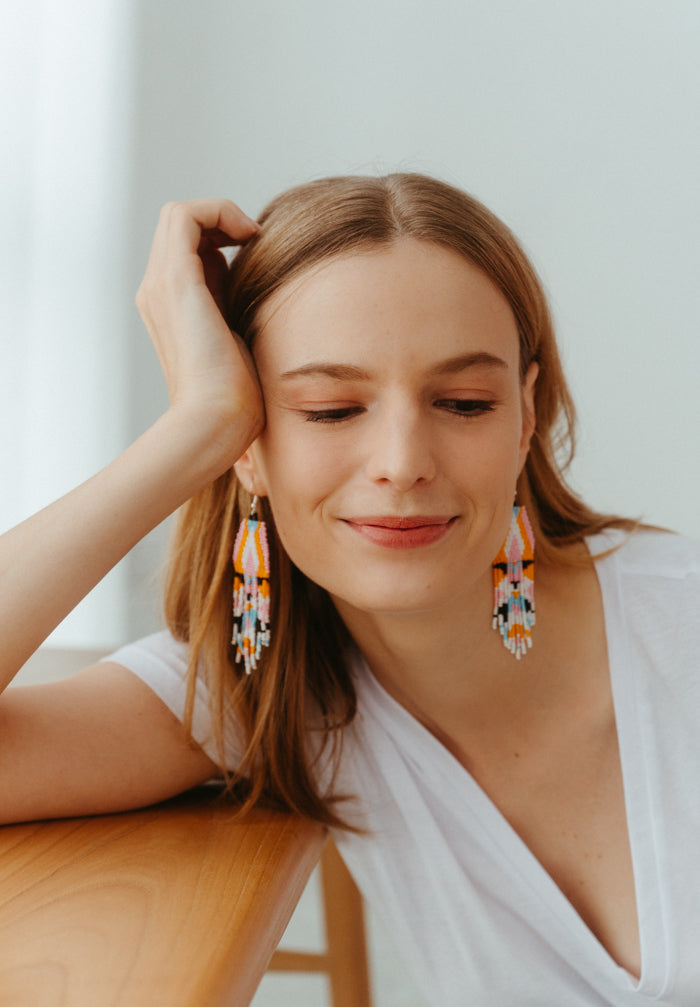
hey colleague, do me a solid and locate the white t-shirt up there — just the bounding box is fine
[105,529,700,1005]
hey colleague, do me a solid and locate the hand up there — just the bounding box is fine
[136,199,265,459]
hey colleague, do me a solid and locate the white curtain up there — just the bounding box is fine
[0,0,136,646]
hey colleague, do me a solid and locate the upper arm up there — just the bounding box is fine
[0,662,220,824]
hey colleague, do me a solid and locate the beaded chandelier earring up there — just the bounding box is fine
[492,504,535,659]
[232,495,271,674]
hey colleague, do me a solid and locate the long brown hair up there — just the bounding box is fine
[164,173,635,827]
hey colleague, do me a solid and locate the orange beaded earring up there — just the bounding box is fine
[231,496,271,674]
[492,504,535,659]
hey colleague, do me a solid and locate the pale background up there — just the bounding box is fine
[2,0,698,649]
[2,3,699,1003]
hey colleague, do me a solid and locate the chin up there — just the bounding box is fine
[333,583,452,618]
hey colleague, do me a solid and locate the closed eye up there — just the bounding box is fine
[435,399,496,417]
[302,406,365,423]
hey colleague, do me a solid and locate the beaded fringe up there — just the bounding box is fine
[232,515,270,674]
[492,505,536,659]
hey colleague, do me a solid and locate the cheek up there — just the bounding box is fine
[454,414,524,490]
[252,421,352,537]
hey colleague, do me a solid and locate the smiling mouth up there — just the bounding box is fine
[343,515,457,549]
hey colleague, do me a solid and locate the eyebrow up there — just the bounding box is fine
[279,352,509,381]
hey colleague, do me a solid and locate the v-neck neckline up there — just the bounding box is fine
[354,530,668,999]
[593,532,668,996]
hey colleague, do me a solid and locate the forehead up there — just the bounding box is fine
[253,238,519,374]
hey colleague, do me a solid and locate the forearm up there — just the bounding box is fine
[0,198,262,690]
[0,406,249,691]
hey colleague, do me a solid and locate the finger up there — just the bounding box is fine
[199,244,229,315]
[168,199,259,254]
[199,226,257,249]
[139,199,259,314]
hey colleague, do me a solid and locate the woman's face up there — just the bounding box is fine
[235,238,537,618]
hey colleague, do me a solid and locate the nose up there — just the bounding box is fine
[364,399,437,491]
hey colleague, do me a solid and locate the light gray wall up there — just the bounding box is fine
[4,0,699,647]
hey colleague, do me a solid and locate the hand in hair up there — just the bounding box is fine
[136,199,265,461]
[0,201,265,693]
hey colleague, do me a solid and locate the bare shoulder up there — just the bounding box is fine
[0,662,219,825]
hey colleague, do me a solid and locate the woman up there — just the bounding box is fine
[1,174,697,1005]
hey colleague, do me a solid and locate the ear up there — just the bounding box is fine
[233,447,268,498]
[518,361,539,467]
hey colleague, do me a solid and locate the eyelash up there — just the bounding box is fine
[435,399,496,417]
[302,401,496,424]
[303,407,363,424]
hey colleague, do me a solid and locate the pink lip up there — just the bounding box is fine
[343,515,457,549]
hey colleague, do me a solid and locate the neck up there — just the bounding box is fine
[332,551,596,739]
[332,567,510,721]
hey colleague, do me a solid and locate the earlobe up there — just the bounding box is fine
[233,449,267,498]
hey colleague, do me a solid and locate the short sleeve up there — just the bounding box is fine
[102,630,245,770]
